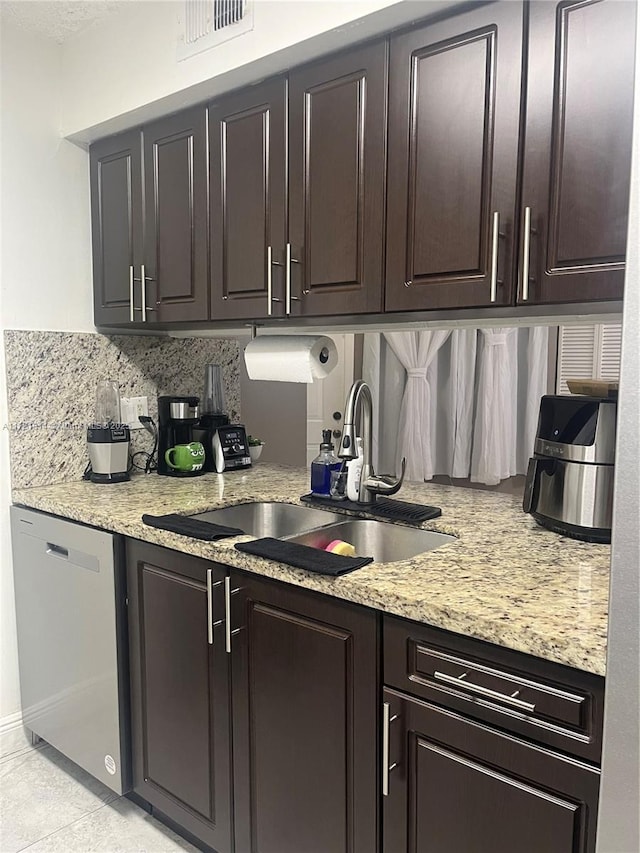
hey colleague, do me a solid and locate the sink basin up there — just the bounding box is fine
[191,502,344,539]
[287,519,454,564]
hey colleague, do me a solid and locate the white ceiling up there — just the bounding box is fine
[1,0,127,44]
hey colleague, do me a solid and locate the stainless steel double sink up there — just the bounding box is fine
[191,501,453,565]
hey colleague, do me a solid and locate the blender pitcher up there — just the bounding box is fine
[95,380,122,426]
[202,364,226,415]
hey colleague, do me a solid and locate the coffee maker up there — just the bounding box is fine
[523,394,617,542]
[157,396,204,477]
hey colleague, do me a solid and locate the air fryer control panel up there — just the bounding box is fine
[212,425,251,473]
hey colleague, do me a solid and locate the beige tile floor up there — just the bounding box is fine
[0,739,198,853]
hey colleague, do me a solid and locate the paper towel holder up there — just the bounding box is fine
[243,334,338,383]
[244,323,258,340]
[243,325,327,357]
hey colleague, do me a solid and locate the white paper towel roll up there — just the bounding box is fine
[244,335,338,383]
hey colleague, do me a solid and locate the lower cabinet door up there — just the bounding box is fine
[383,688,600,853]
[126,540,233,853]
[230,572,379,853]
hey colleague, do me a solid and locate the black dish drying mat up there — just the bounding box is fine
[300,494,441,523]
[142,513,245,540]
[235,538,373,576]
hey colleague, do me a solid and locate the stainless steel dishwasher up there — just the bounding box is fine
[10,506,130,794]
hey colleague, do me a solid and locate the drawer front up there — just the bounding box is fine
[384,616,604,764]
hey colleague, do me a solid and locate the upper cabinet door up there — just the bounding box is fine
[91,129,143,326]
[209,78,287,321]
[143,108,209,323]
[518,0,636,305]
[288,42,387,317]
[385,3,524,312]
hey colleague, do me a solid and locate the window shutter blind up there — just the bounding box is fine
[598,323,623,380]
[556,323,622,394]
[556,326,597,394]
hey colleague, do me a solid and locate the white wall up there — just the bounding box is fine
[60,0,457,142]
[0,16,93,730]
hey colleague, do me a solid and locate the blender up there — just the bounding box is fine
[86,381,130,483]
[193,364,231,472]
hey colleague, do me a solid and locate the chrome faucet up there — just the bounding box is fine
[338,380,406,504]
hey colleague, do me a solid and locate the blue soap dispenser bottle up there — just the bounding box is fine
[310,429,341,496]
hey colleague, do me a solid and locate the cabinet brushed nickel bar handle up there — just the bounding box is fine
[285,243,301,314]
[224,576,232,652]
[141,265,159,318]
[267,246,273,316]
[141,264,147,322]
[433,670,536,712]
[129,265,135,322]
[382,702,391,796]
[521,206,532,302]
[206,573,224,645]
[206,569,214,645]
[382,703,400,795]
[223,577,241,653]
[269,248,283,306]
[490,211,500,303]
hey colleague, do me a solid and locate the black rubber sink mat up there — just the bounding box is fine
[300,494,441,523]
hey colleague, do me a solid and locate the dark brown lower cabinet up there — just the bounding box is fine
[230,571,379,853]
[127,540,378,853]
[382,686,600,853]
[126,537,602,853]
[126,540,233,853]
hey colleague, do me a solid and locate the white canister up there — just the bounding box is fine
[346,438,364,502]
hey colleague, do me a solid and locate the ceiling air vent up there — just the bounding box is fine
[178,0,254,61]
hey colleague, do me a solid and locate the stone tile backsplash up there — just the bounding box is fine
[3,331,241,488]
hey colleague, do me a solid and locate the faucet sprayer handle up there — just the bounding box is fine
[364,457,406,498]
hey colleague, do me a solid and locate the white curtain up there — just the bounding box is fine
[448,329,478,478]
[470,329,518,485]
[523,326,549,464]
[366,326,549,486]
[361,333,381,471]
[384,330,451,481]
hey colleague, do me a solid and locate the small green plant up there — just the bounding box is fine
[247,435,264,447]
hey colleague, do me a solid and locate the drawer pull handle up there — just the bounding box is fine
[433,670,536,713]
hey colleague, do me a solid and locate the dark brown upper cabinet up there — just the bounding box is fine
[92,0,635,328]
[209,78,287,320]
[91,130,143,326]
[385,2,524,312]
[126,540,233,853]
[90,108,208,326]
[518,0,636,305]
[143,108,209,322]
[287,41,388,317]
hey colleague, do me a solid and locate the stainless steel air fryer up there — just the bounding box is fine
[523,395,617,543]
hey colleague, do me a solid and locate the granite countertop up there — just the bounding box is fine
[12,464,610,675]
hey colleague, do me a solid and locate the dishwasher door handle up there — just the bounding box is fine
[46,543,69,559]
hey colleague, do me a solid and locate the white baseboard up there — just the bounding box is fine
[0,709,32,759]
